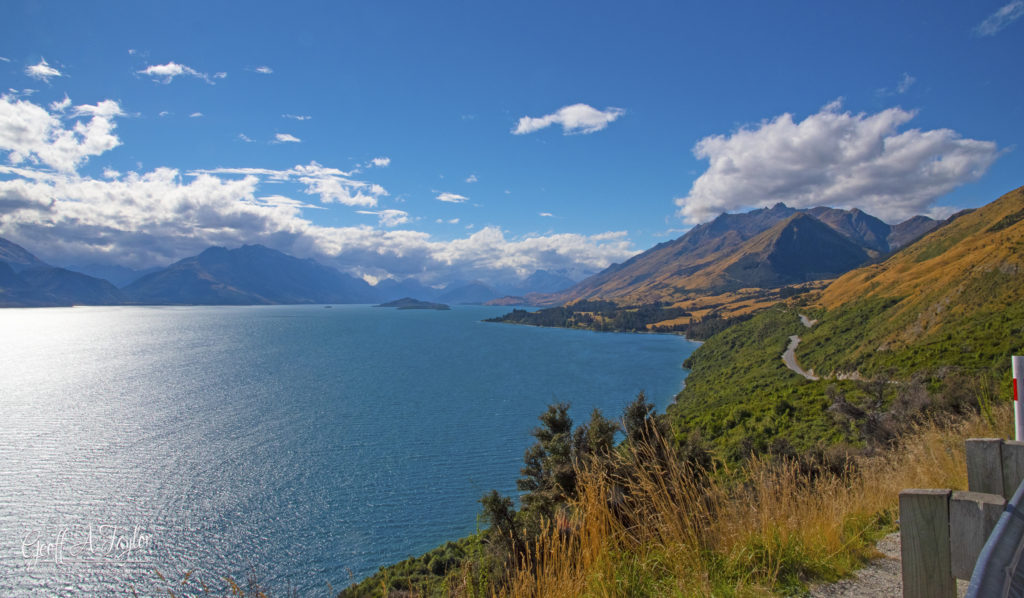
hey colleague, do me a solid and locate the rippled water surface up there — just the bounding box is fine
[0,305,697,595]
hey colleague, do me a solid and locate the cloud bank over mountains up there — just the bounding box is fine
[0,79,1002,284]
[0,93,636,285]
[675,100,1000,224]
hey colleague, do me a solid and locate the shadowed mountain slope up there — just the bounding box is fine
[123,244,378,305]
[0,237,124,306]
[0,237,49,272]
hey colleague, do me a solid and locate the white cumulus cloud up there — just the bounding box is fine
[49,95,71,112]
[975,1,1024,36]
[436,192,468,203]
[255,195,324,210]
[254,66,273,74]
[294,161,385,206]
[301,176,375,206]
[274,133,301,143]
[71,100,123,119]
[369,157,390,168]
[26,58,62,82]
[0,94,123,173]
[897,73,916,94]
[192,162,385,207]
[357,209,410,227]
[138,62,215,84]
[675,100,1000,224]
[513,103,625,135]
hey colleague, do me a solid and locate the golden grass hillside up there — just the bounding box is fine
[819,186,1024,331]
[791,185,1024,377]
[645,283,828,330]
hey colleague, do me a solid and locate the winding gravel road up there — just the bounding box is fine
[782,314,820,380]
[782,334,819,380]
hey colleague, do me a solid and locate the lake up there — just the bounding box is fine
[0,305,698,596]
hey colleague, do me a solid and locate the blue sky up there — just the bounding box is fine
[1,1,1022,286]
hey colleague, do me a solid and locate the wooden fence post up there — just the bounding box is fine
[966,438,1004,496]
[1000,440,1024,498]
[900,489,955,598]
[949,491,1006,580]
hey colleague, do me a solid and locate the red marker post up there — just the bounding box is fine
[1015,356,1024,441]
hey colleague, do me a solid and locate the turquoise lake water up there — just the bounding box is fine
[0,304,698,595]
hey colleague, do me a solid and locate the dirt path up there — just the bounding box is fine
[809,532,968,597]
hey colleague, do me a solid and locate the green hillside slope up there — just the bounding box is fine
[670,186,1024,461]
[800,186,1024,377]
[667,305,851,460]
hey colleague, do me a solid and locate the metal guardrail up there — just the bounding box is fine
[966,475,1024,597]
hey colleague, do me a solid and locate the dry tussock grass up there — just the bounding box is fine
[500,407,1009,598]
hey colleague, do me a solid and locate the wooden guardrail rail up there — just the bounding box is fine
[899,439,1024,597]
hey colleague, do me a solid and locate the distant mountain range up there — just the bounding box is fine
[63,263,162,288]
[0,238,124,307]
[0,202,952,308]
[121,245,379,305]
[535,203,943,305]
[0,239,580,307]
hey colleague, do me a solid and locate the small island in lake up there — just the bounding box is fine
[374,297,451,310]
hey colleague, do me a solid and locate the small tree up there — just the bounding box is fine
[573,407,620,462]
[517,403,575,521]
[479,489,524,560]
[623,391,663,446]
